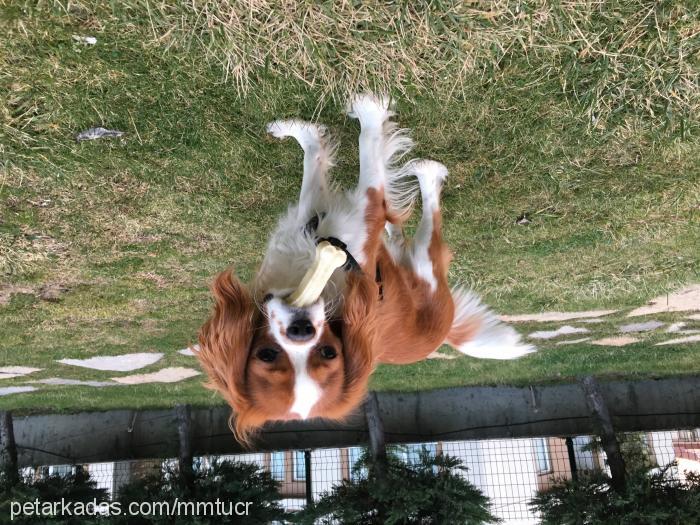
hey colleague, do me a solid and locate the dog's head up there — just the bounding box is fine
[197,268,377,444]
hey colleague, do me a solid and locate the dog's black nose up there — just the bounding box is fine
[287,318,315,341]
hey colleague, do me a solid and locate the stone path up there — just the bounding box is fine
[500,310,617,323]
[58,353,164,372]
[592,336,640,347]
[627,284,700,317]
[0,386,37,396]
[0,366,42,380]
[619,320,665,333]
[656,335,700,346]
[32,378,116,387]
[112,367,200,385]
[529,326,589,340]
[556,337,591,345]
[1,284,698,398]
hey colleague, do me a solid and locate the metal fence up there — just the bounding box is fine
[23,428,699,523]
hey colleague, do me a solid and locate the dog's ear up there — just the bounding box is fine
[337,270,379,415]
[197,269,255,438]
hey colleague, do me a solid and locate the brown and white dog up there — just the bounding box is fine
[197,95,535,443]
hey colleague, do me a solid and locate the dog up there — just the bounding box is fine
[197,94,535,444]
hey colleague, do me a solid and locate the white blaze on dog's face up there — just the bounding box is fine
[246,293,345,421]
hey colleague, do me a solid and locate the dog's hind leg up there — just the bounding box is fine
[347,95,416,218]
[408,160,451,292]
[347,94,416,270]
[267,120,337,223]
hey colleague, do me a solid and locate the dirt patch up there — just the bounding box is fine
[0,280,72,305]
[0,284,35,305]
[38,283,70,302]
[137,271,169,289]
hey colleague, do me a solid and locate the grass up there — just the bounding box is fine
[0,1,699,414]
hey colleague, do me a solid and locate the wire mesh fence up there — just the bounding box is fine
[19,428,700,523]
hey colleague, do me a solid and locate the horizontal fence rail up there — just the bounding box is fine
[8,376,700,467]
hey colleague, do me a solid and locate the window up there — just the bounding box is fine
[534,438,551,473]
[293,451,306,481]
[47,464,74,478]
[270,451,285,481]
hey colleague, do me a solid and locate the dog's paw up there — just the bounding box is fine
[266,119,328,150]
[346,93,394,125]
[410,159,448,193]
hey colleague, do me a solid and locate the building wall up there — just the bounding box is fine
[311,448,345,501]
[442,438,540,524]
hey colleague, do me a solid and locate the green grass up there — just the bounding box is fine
[1,1,699,414]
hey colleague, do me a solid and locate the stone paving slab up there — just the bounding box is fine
[529,326,590,340]
[111,367,200,385]
[628,284,700,317]
[619,320,664,333]
[666,322,700,334]
[556,337,591,345]
[0,366,43,380]
[592,336,639,347]
[656,335,700,346]
[178,344,200,356]
[501,310,617,323]
[58,353,163,372]
[0,386,37,396]
[427,351,458,360]
[32,378,116,387]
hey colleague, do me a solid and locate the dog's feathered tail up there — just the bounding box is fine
[446,285,536,359]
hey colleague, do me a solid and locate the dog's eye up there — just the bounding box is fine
[256,348,279,362]
[319,346,337,360]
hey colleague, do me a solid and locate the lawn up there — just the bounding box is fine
[1,1,699,414]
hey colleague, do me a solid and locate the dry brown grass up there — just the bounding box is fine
[131,0,700,128]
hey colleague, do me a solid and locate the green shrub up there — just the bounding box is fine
[531,435,700,525]
[113,459,284,524]
[293,448,497,525]
[1,466,108,525]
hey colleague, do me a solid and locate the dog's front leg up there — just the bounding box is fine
[267,119,335,223]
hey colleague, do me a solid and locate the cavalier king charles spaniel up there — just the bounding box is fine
[197,94,535,443]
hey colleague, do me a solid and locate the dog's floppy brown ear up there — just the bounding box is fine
[197,269,255,440]
[333,270,379,418]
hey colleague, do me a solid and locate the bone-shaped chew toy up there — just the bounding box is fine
[287,241,347,307]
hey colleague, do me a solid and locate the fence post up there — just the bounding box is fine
[304,450,312,506]
[564,437,578,482]
[580,376,626,492]
[175,404,194,492]
[364,391,387,480]
[0,411,19,486]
